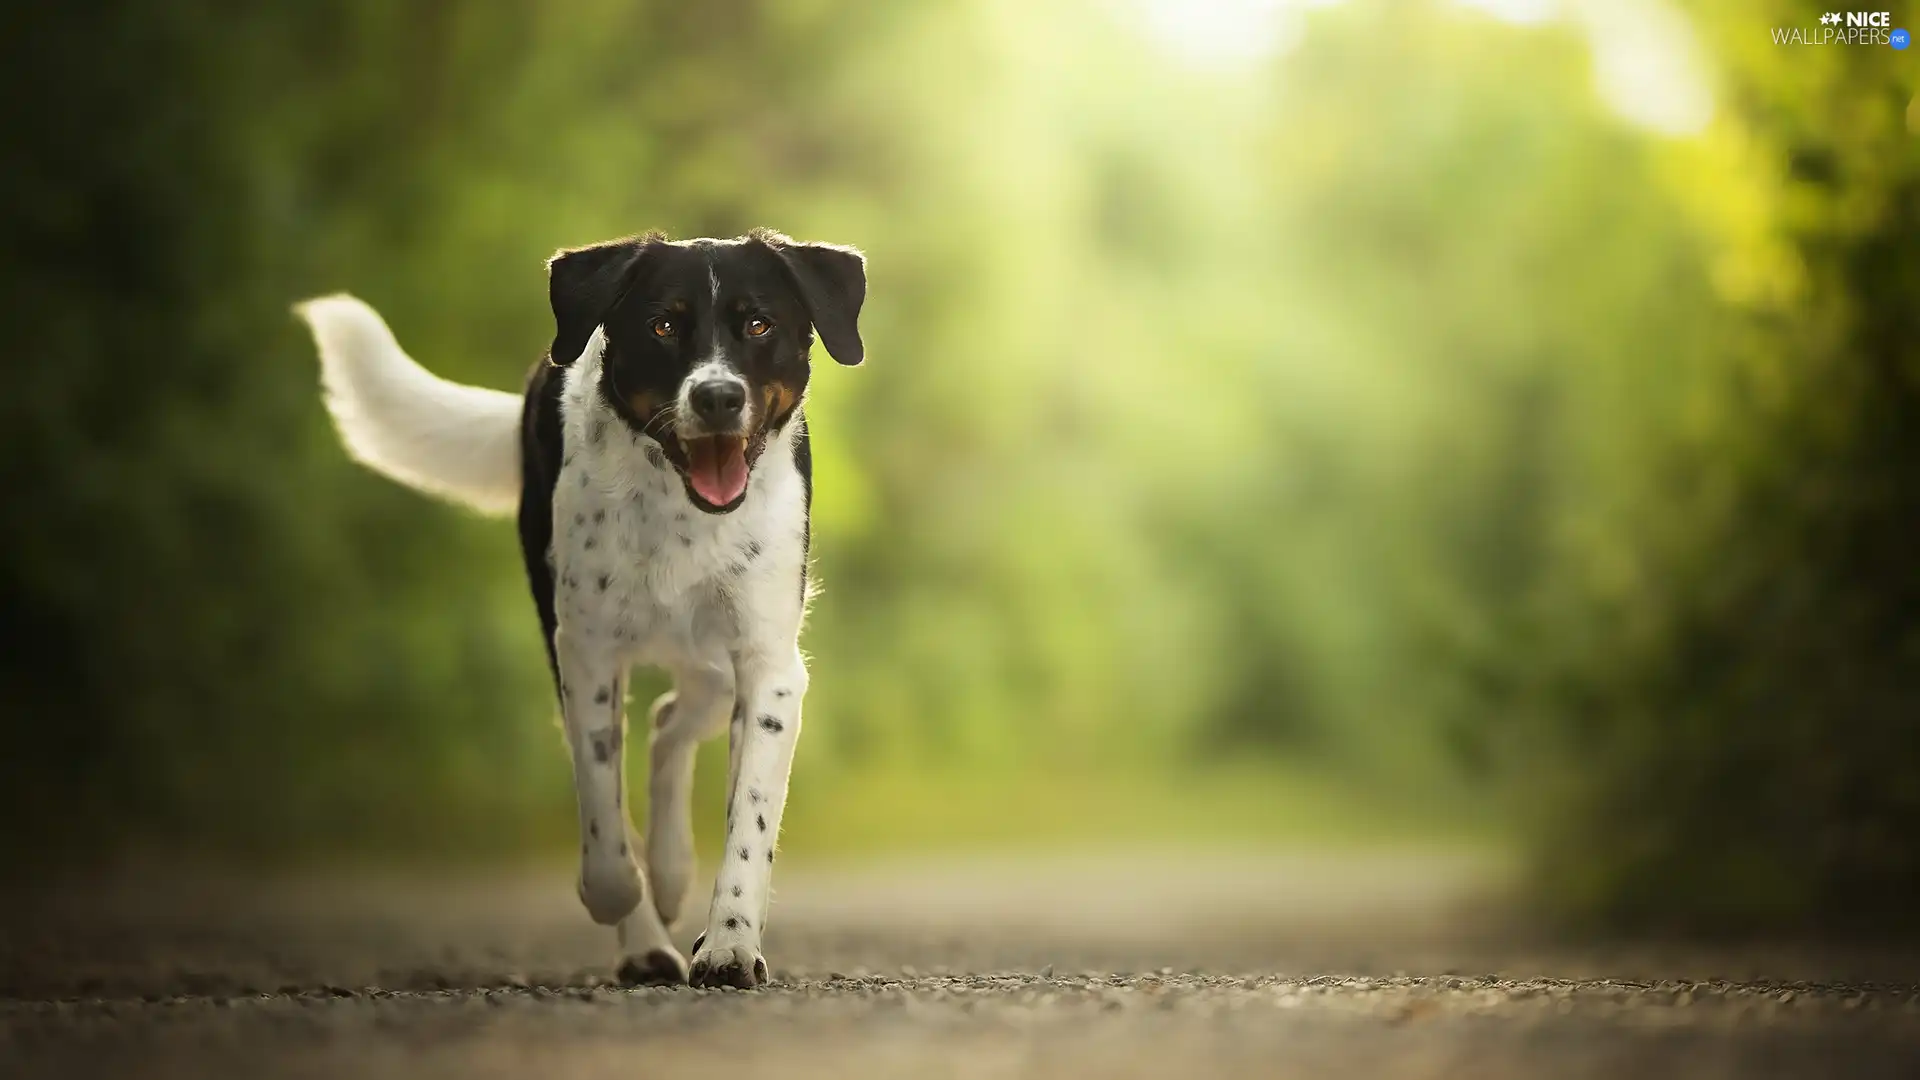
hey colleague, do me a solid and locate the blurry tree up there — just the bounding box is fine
[1491,0,1920,930]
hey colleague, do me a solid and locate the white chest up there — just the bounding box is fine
[550,347,805,666]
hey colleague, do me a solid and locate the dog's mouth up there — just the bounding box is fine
[679,433,752,511]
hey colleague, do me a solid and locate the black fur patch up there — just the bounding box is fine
[517,360,568,695]
[795,416,813,603]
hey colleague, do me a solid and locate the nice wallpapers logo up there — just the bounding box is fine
[1773,11,1910,47]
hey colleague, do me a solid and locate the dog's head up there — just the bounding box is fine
[546,228,865,514]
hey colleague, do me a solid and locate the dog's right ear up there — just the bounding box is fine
[547,236,651,366]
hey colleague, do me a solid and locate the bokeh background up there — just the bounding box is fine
[3,0,1916,934]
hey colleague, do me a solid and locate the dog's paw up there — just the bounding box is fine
[687,935,768,989]
[616,947,689,987]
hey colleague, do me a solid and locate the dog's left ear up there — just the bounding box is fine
[766,235,867,366]
[547,235,650,366]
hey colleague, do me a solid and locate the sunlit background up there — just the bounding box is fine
[4,0,1916,933]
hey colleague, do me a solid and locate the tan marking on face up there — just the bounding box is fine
[627,390,660,425]
[762,383,798,426]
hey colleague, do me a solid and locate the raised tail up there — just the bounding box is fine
[293,294,523,516]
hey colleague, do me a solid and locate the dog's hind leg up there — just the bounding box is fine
[613,892,686,986]
[645,660,733,928]
[553,630,685,984]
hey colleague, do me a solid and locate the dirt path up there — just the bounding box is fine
[4,852,1918,1078]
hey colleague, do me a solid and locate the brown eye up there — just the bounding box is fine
[650,316,676,338]
[745,316,772,338]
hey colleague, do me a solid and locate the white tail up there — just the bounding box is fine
[294,294,523,516]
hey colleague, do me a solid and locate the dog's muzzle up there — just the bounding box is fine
[680,376,752,507]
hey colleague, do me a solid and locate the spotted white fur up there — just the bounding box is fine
[297,303,813,988]
[554,328,809,984]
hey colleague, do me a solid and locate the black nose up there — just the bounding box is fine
[689,379,747,424]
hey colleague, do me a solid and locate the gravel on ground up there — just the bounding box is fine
[4,851,1917,1079]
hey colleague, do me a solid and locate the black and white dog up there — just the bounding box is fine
[296,229,865,989]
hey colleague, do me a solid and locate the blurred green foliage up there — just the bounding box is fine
[1484,0,1920,931]
[1,0,1914,929]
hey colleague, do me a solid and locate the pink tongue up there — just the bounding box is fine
[688,437,749,506]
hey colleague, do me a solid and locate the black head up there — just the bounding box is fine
[546,229,866,513]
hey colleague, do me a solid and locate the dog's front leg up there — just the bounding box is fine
[553,629,685,984]
[687,646,808,989]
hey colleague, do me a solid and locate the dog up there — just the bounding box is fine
[295,229,865,989]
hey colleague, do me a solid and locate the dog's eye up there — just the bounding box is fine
[650,316,676,339]
[745,316,773,338]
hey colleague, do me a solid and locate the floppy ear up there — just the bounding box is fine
[769,237,867,366]
[546,236,649,365]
